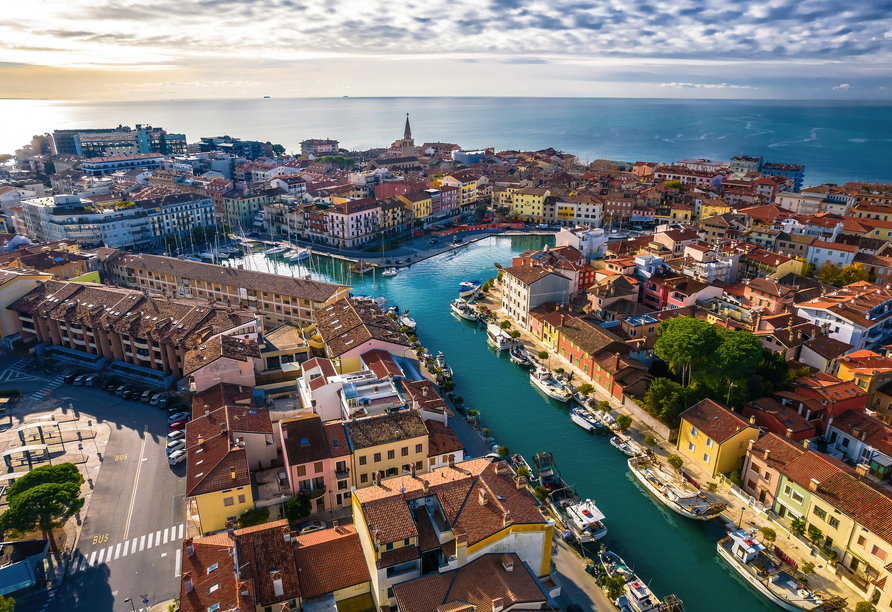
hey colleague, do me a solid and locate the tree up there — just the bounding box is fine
[497,270,503,282]
[481,283,490,293]
[516,465,530,478]
[597,400,611,413]
[807,524,824,548]
[791,517,807,537]
[605,575,626,600]
[577,384,594,397]
[237,507,270,528]
[533,486,548,503]
[0,482,84,537]
[500,320,511,329]
[616,415,632,431]
[644,435,657,450]
[854,602,876,612]
[667,454,684,472]
[729,470,743,487]
[6,463,83,499]
[654,317,721,386]
[838,263,868,286]
[265,142,286,156]
[538,351,549,361]
[510,330,521,339]
[801,561,816,576]
[497,445,510,458]
[665,180,684,190]
[283,495,312,522]
[488,277,495,285]
[715,328,764,383]
[0,594,13,612]
[759,527,777,544]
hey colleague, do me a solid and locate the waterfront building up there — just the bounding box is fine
[221,189,273,228]
[501,265,571,329]
[654,164,726,189]
[795,281,892,352]
[325,198,382,249]
[776,186,855,216]
[5,249,91,281]
[80,153,165,177]
[762,162,805,192]
[0,267,53,350]
[351,457,554,608]
[554,317,629,380]
[313,298,412,371]
[677,399,760,478]
[133,192,217,246]
[50,125,186,158]
[198,136,264,160]
[97,249,349,329]
[730,155,764,177]
[300,138,340,157]
[398,191,432,222]
[21,194,154,248]
[640,274,722,310]
[436,170,481,208]
[555,226,607,259]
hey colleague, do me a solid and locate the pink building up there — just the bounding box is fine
[279,414,353,513]
[641,274,723,310]
[741,433,808,508]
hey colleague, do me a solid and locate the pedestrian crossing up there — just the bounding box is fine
[69,523,185,575]
[0,360,47,384]
[30,373,66,400]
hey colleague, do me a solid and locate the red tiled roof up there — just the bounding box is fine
[680,398,755,443]
[186,433,250,497]
[323,422,351,458]
[293,525,370,598]
[235,520,301,606]
[180,534,254,612]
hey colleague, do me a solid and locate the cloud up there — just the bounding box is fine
[833,83,851,89]
[658,82,756,89]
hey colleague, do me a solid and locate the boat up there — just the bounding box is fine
[435,353,453,378]
[528,452,607,543]
[600,548,634,580]
[352,258,373,274]
[399,313,417,331]
[610,436,639,457]
[627,455,726,520]
[624,577,660,612]
[284,247,310,262]
[264,245,288,256]
[382,267,398,277]
[184,255,202,262]
[486,324,513,351]
[572,392,592,408]
[571,408,602,432]
[451,298,478,322]
[509,346,531,368]
[458,280,482,298]
[198,251,215,260]
[530,366,571,402]
[717,530,846,611]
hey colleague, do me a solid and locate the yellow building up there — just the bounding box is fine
[511,188,550,222]
[398,191,432,221]
[700,197,733,220]
[437,171,481,207]
[0,268,53,347]
[677,399,760,478]
[186,435,255,535]
[669,203,694,222]
[351,457,554,609]
[834,349,892,405]
[344,411,430,488]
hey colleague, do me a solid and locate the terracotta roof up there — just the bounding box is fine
[234,519,301,606]
[680,399,755,443]
[743,397,815,434]
[361,348,403,379]
[376,544,422,570]
[180,533,254,612]
[323,422,351,458]
[281,414,329,466]
[183,334,260,376]
[750,433,809,472]
[314,298,410,358]
[186,433,250,497]
[829,410,892,458]
[502,265,568,285]
[344,410,428,450]
[293,525,370,598]
[192,382,255,417]
[412,507,441,553]
[402,379,448,413]
[426,420,464,457]
[802,336,853,360]
[837,349,892,373]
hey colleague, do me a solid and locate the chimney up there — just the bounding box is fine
[501,555,514,572]
[282,527,291,542]
[803,438,810,449]
[786,428,793,438]
[809,478,820,492]
[422,480,430,494]
[492,600,505,612]
[183,572,193,593]
[747,439,755,450]
[479,489,489,506]
[456,533,468,567]
[764,449,771,461]
[333,520,339,530]
[410,463,417,479]
[856,463,870,477]
[503,510,513,527]
[271,570,284,598]
[614,352,620,370]
[230,467,237,480]
[749,415,756,424]
[204,404,210,417]
[423,387,428,398]
[185,538,194,556]
[560,314,565,327]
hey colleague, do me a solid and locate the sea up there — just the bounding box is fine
[230,236,779,612]
[3,97,892,186]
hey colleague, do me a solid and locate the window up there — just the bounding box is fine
[387,450,395,460]
[751,464,760,475]
[416,444,423,453]
[401,447,409,457]
[706,438,714,449]
[829,517,839,529]
[297,465,306,477]
[208,583,220,593]
[747,479,756,490]
[360,473,368,483]
[207,563,218,573]
[385,542,394,551]
[314,461,323,473]
[223,497,234,507]
[403,539,410,546]
[764,472,771,483]
[691,426,698,438]
[416,461,423,470]
[209,605,220,612]
[813,506,827,520]
[858,535,867,547]
[703,453,711,464]
[374,453,381,462]
[688,442,695,452]
[359,455,367,466]
[872,545,887,561]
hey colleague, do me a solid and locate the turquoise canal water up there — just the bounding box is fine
[230,236,774,612]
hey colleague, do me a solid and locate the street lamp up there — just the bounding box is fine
[738,505,745,529]
[124,598,136,612]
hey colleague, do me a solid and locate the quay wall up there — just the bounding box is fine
[622,395,677,443]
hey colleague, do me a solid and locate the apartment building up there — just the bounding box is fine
[80,153,165,177]
[677,399,760,478]
[300,138,340,156]
[501,264,572,329]
[796,282,892,351]
[397,191,432,222]
[98,250,349,329]
[326,198,382,249]
[437,171,481,207]
[133,193,217,245]
[314,298,411,371]
[21,195,153,248]
[0,268,53,349]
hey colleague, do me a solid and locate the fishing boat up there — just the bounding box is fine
[570,408,602,432]
[718,530,845,611]
[435,353,453,378]
[509,346,531,368]
[382,267,398,277]
[486,324,512,350]
[399,312,417,331]
[264,245,288,256]
[451,298,478,322]
[528,452,607,542]
[458,280,482,298]
[600,548,634,580]
[530,366,571,402]
[610,436,639,456]
[627,455,726,520]
[624,577,660,612]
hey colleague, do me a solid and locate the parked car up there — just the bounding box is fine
[298,520,327,534]
[168,411,190,423]
[121,388,135,400]
[168,421,187,431]
[141,389,155,402]
[167,430,185,442]
[116,385,132,396]
[149,392,167,405]
[64,372,79,384]
[84,375,99,387]
[167,404,190,415]
[428,239,438,244]
[73,374,87,386]
[157,396,173,410]
[167,449,186,465]
[102,379,120,391]
[166,439,186,453]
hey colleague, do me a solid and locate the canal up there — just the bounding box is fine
[231,235,774,612]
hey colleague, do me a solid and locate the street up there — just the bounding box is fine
[0,356,186,612]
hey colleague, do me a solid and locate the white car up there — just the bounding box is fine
[73,374,87,386]
[141,389,155,402]
[166,439,186,453]
[150,392,167,405]
[168,411,190,423]
[167,430,185,442]
[168,449,186,465]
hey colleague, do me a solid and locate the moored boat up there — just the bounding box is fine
[509,346,531,367]
[572,392,592,408]
[571,408,602,432]
[458,280,482,298]
[627,455,726,520]
[624,576,660,612]
[184,255,202,262]
[528,452,607,543]
[382,267,398,277]
[263,245,288,256]
[486,324,512,350]
[451,298,478,322]
[435,353,453,378]
[610,436,639,456]
[717,530,845,611]
[399,312,417,331]
[530,366,571,402]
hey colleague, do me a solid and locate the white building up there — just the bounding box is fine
[806,240,857,269]
[21,195,152,248]
[326,198,382,249]
[136,193,217,245]
[555,226,607,259]
[501,265,572,329]
[80,153,165,177]
[795,282,892,351]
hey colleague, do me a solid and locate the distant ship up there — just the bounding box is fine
[343,95,348,98]
[264,96,270,98]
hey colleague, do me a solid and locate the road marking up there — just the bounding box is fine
[179,523,184,539]
[155,530,161,547]
[123,425,149,540]
[163,528,168,544]
[147,532,153,549]
[122,539,129,556]
[175,548,182,577]
[139,535,145,551]
[114,543,121,560]
[97,548,105,564]
[132,537,138,553]
[106,545,114,562]
[80,556,88,572]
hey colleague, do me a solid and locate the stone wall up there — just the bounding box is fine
[622,395,678,443]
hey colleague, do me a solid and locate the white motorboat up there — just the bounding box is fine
[184,255,203,262]
[198,251,215,260]
[610,436,639,457]
[284,248,310,262]
[564,498,608,542]
[624,577,660,612]
[570,408,602,432]
[717,530,842,611]
[627,455,725,520]
[382,267,398,277]
[509,346,531,368]
[486,324,512,350]
[451,298,478,322]
[435,353,453,378]
[573,392,592,408]
[527,452,606,543]
[530,366,571,402]
[264,245,288,256]
[399,313,417,331]
[458,280,482,298]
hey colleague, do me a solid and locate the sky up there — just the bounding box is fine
[2,0,892,100]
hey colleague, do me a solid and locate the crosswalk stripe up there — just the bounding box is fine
[69,556,80,575]
[80,556,88,572]
[147,533,153,549]
[114,543,121,560]
[163,528,168,544]
[179,523,184,539]
[107,545,114,562]
[132,537,138,553]
[89,550,97,566]
[98,547,105,564]
[139,535,145,551]
[155,530,161,547]
[122,539,129,557]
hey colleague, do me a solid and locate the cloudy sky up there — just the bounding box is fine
[2,0,892,99]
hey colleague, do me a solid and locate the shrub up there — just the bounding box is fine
[533,486,548,502]
[468,409,478,416]
[481,283,490,293]
[510,330,521,339]
[791,517,807,537]
[644,435,657,448]
[237,507,270,528]
[729,470,743,487]
[497,445,509,458]
[597,401,611,413]
[500,320,511,329]
[605,575,626,600]
[0,389,19,397]
[283,495,311,522]
[516,465,530,478]
[538,351,549,361]
[497,271,503,282]
[667,454,684,472]
[801,561,816,575]
[488,277,495,285]
[482,428,491,437]
[759,527,777,544]
[615,415,632,431]
[854,602,876,612]
[454,396,464,405]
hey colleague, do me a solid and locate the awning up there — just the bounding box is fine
[871,453,892,468]
[846,548,868,565]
